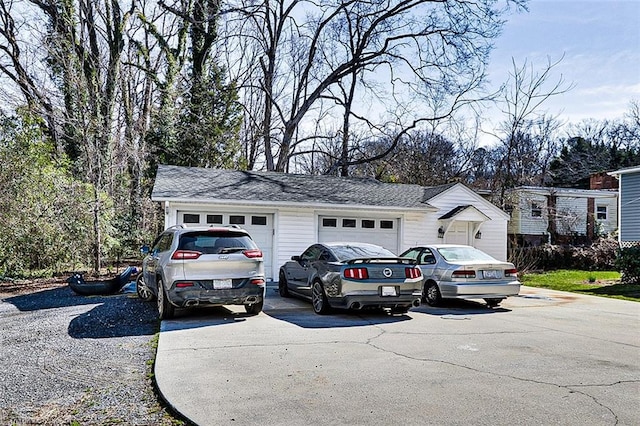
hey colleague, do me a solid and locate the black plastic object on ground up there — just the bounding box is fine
[67,266,137,296]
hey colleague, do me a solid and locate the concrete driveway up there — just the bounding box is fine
[155,286,640,425]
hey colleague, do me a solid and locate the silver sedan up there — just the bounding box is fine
[400,244,521,307]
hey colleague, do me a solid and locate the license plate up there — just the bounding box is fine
[213,279,233,289]
[381,286,397,297]
[483,270,501,279]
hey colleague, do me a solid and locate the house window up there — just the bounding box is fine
[322,218,337,227]
[183,213,200,224]
[342,219,356,228]
[362,220,375,229]
[229,215,245,225]
[531,203,542,218]
[380,220,394,229]
[251,216,267,225]
[596,206,607,220]
[206,214,222,224]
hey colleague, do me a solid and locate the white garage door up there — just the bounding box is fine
[176,211,274,279]
[318,216,400,255]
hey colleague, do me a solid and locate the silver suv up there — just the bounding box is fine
[139,225,265,319]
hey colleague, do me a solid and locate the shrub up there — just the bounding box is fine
[615,246,640,284]
[508,238,618,272]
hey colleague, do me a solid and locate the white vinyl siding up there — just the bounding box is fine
[427,185,510,261]
[274,208,315,278]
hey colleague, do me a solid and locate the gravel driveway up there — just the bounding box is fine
[0,281,187,425]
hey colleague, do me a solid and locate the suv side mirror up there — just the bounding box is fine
[291,255,301,262]
[140,245,150,255]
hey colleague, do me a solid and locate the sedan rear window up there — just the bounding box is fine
[437,246,496,262]
[179,231,257,254]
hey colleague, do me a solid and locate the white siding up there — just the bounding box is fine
[556,197,587,235]
[428,185,510,261]
[274,208,316,278]
[517,193,548,235]
[401,212,435,253]
[596,197,618,235]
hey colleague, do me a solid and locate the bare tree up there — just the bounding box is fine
[490,56,571,205]
[223,0,527,173]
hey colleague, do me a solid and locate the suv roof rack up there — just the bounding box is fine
[167,224,187,230]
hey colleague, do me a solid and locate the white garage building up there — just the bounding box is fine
[152,165,510,280]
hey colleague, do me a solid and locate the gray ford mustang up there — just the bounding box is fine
[279,242,423,314]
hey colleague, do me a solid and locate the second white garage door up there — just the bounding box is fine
[317,216,400,255]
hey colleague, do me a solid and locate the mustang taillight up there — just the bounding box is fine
[505,268,518,278]
[452,270,476,279]
[243,249,263,258]
[344,267,369,280]
[405,267,422,279]
[171,250,201,260]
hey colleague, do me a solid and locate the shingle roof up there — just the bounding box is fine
[152,165,456,209]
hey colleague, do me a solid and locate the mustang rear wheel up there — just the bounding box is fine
[157,278,175,320]
[311,281,330,315]
[424,281,442,307]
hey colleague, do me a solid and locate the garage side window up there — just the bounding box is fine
[380,220,394,229]
[206,214,223,224]
[252,216,267,225]
[322,218,337,227]
[183,213,200,224]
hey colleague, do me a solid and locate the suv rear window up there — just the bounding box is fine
[178,231,257,254]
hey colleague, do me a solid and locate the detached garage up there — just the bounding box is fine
[152,165,510,280]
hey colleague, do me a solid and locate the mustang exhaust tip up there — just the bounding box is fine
[350,302,362,310]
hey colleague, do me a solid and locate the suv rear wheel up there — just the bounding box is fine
[245,301,264,315]
[157,278,175,320]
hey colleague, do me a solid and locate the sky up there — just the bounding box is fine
[482,0,640,137]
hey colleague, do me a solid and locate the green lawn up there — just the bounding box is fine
[520,270,640,302]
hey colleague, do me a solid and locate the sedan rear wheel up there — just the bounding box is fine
[424,281,442,307]
[311,281,330,315]
[157,278,175,320]
[278,270,290,297]
[484,298,504,308]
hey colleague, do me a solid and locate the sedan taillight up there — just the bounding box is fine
[405,267,422,279]
[505,268,518,278]
[171,250,201,260]
[243,249,263,258]
[344,267,369,280]
[452,270,476,279]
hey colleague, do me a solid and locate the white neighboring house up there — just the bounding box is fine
[151,165,510,280]
[504,186,618,246]
[608,165,640,247]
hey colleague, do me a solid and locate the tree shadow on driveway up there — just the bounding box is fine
[3,286,159,339]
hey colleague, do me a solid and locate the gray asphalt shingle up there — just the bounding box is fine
[152,165,455,209]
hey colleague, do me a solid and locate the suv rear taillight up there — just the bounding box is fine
[452,270,476,279]
[405,267,422,279]
[344,267,369,280]
[171,250,202,260]
[243,249,263,258]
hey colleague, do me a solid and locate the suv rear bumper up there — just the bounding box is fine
[167,285,265,308]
